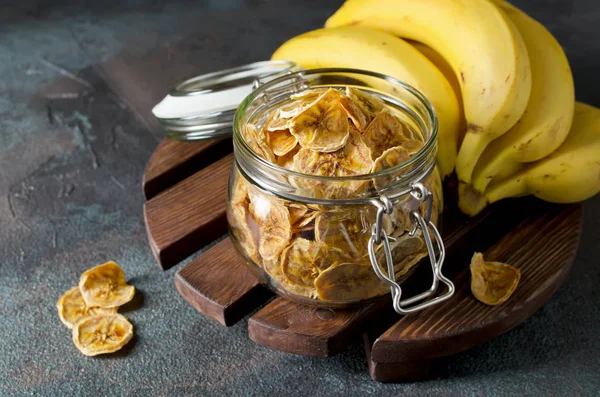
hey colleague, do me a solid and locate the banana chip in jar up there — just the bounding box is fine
[280,238,325,287]
[470,253,520,306]
[276,145,300,170]
[278,88,329,119]
[266,129,298,156]
[315,262,389,302]
[289,88,349,152]
[315,210,371,259]
[79,261,135,308]
[263,257,318,299]
[363,111,412,160]
[377,233,427,279]
[340,87,384,131]
[248,192,292,261]
[57,286,117,329]
[292,129,372,199]
[372,146,410,190]
[245,123,276,162]
[229,204,260,263]
[402,139,425,154]
[72,313,133,356]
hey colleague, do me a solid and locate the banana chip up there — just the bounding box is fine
[79,261,135,308]
[231,172,249,207]
[340,87,384,131]
[72,313,133,356]
[280,238,324,287]
[249,193,292,260]
[278,88,328,119]
[363,111,411,159]
[292,129,372,199]
[315,210,371,259]
[245,123,276,162]
[372,146,410,190]
[276,145,300,170]
[289,88,350,152]
[57,286,117,329]
[263,257,318,299]
[315,262,388,302]
[229,204,260,263]
[376,233,427,279]
[470,253,520,306]
[402,139,425,154]
[266,129,298,156]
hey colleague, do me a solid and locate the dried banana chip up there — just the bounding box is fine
[281,238,324,287]
[245,123,276,162]
[275,145,300,170]
[72,313,133,356]
[248,193,292,260]
[372,146,410,190]
[229,204,260,263]
[340,87,384,131]
[231,172,249,207]
[266,115,291,132]
[315,262,388,302]
[377,233,427,279]
[315,210,372,259]
[263,257,318,299]
[289,88,349,152]
[470,253,520,306]
[292,129,372,199]
[57,286,117,329]
[266,129,298,156]
[402,139,425,154]
[79,261,135,308]
[363,111,411,160]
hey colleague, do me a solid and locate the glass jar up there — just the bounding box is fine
[226,69,453,312]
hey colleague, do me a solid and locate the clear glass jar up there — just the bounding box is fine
[226,69,447,310]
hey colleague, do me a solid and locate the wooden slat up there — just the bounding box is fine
[143,138,232,200]
[143,153,233,269]
[246,198,533,357]
[248,297,391,357]
[369,203,582,368]
[175,239,272,326]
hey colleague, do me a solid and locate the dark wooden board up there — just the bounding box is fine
[143,153,233,269]
[174,238,272,326]
[142,138,583,381]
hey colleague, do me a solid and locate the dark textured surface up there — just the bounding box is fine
[0,0,599,395]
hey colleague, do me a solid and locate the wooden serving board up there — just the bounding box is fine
[143,138,582,382]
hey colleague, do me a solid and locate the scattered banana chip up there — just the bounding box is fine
[363,111,411,160]
[57,286,117,329]
[470,253,520,306]
[72,314,134,356]
[289,88,350,152]
[266,129,298,156]
[315,262,388,302]
[79,261,135,308]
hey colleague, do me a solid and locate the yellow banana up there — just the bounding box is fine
[460,102,600,216]
[271,26,460,177]
[326,0,532,183]
[469,0,575,194]
[410,41,466,144]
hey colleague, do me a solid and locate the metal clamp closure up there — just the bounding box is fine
[368,183,455,315]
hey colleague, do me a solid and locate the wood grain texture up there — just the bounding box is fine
[175,238,272,326]
[248,297,391,357]
[143,138,231,200]
[370,203,582,366]
[143,153,233,269]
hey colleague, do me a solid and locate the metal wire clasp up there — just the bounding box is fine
[368,183,455,315]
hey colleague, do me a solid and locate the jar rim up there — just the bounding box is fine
[233,68,438,183]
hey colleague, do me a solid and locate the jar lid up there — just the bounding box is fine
[152,60,297,141]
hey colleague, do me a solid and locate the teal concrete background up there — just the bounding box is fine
[0,1,599,395]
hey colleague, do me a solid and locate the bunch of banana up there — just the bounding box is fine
[272,0,600,215]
